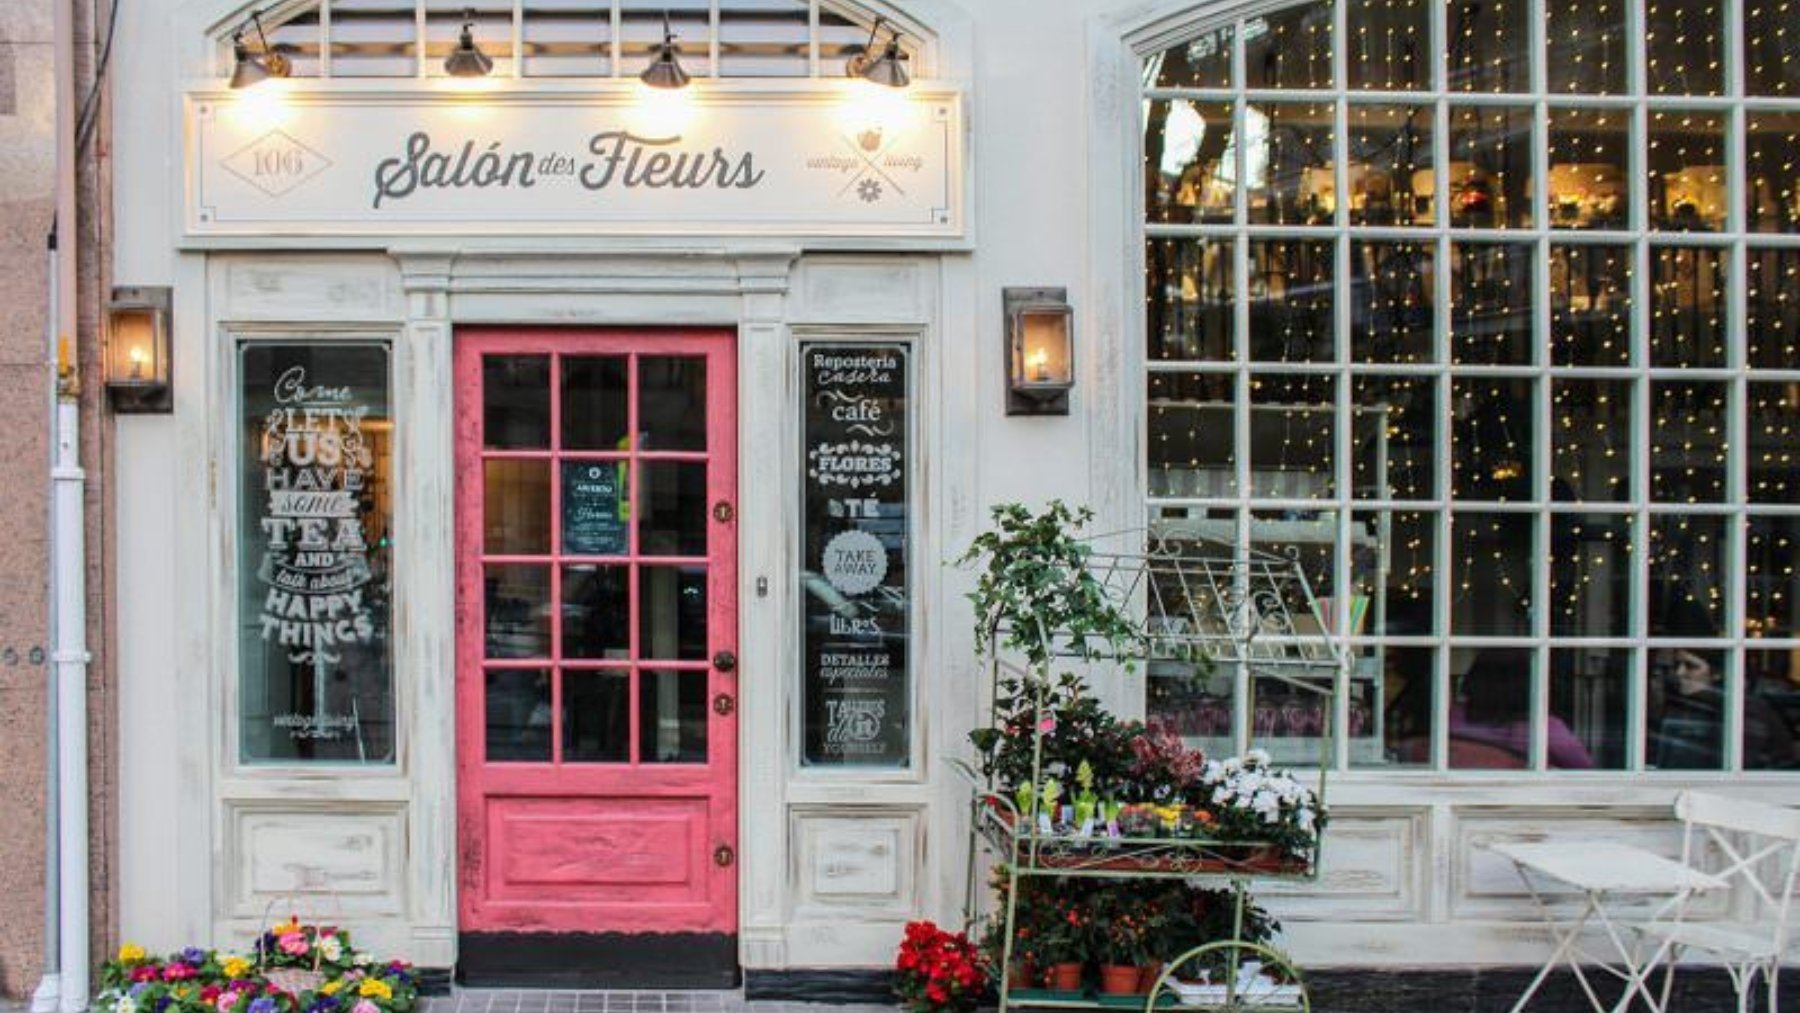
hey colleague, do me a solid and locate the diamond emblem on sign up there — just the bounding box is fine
[222,130,333,198]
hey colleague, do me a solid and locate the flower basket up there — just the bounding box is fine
[263,968,326,997]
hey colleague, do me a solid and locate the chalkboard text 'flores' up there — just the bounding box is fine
[373,130,767,208]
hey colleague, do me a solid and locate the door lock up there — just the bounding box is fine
[714,844,736,868]
[712,649,737,672]
[713,693,736,716]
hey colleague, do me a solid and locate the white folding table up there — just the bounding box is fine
[1488,840,1729,1013]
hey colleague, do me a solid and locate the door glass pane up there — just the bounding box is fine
[1545,0,1626,94]
[1249,239,1334,360]
[562,461,629,556]
[484,355,550,449]
[1452,378,1535,501]
[486,669,552,762]
[1145,101,1238,227]
[1747,112,1800,233]
[485,564,551,659]
[639,357,708,451]
[1352,646,1435,767]
[1244,3,1333,90]
[1745,651,1800,770]
[562,565,630,659]
[1351,242,1435,365]
[1650,381,1729,503]
[1552,649,1627,769]
[639,566,708,660]
[1550,244,1633,366]
[640,670,708,763]
[561,356,629,451]
[1451,513,1535,635]
[1450,649,1534,770]
[1148,238,1234,361]
[1551,513,1633,636]
[563,671,630,763]
[1444,0,1527,92]
[1149,373,1236,498]
[484,459,551,554]
[1648,649,1727,770]
[1552,379,1632,501]
[239,342,394,764]
[641,462,708,556]
[1346,0,1427,91]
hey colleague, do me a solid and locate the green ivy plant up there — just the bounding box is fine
[956,501,1139,670]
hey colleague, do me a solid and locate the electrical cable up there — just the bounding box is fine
[75,0,122,156]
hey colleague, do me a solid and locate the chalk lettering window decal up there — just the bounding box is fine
[800,343,911,767]
[239,342,395,764]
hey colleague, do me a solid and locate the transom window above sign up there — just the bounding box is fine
[222,0,929,80]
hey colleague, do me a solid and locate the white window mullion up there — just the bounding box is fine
[320,0,333,78]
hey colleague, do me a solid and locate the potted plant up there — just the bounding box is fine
[1196,749,1327,866]
[893,921,989,1013]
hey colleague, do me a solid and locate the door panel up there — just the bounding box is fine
[454,330,737,986]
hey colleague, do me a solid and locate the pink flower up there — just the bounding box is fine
[1038,716,1056,734]
[278,933,310,956]
[218,993,241,1012]
[353,1000,379,1013]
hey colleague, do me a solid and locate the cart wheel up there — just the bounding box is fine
[1144,941,1309,1012]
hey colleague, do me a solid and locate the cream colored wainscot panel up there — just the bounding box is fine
[219,802,410,953]
[215,255,406,322]
[1256,807,1431,923]
[786,807,924,964]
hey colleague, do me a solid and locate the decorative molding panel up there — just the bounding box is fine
[793,258,929,323]
[1259,808,1430,922]
[224,803,408,918]
[790,808,920,920]
[222,255,404,321]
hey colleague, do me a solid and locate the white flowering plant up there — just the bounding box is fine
[1197,749,1326,863]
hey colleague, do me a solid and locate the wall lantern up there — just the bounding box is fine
[105,287,172,414]
[1004,287,1074,416]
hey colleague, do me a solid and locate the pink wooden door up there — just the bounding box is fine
[454,329,737,987]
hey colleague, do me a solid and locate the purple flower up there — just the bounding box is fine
[249,997,279,1013]
[179,948,207,966]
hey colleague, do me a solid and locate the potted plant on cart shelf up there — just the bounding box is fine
[1196,749,1327,867]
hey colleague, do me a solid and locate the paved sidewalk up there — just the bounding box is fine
[419,993,892,1013]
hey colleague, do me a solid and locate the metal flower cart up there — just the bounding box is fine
[959,527,1348,1012]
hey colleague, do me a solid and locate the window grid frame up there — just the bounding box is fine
[1140,0,1800,774]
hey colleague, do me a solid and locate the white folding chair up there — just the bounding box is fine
[1642,790,1800,1013]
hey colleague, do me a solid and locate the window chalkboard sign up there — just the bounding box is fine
[563,461,628,556]
[800,343,911,767]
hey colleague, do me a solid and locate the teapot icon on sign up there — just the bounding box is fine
[858,128,883,152]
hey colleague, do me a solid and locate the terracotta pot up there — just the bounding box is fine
[1138,963,1164,992]
[1007,961,1036,989]
[1047,961,1084,992]
[1099,964,1140,995]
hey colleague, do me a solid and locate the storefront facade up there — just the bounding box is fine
[111,0,1800,987]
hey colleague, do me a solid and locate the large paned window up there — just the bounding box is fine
[1142,0,1800,772]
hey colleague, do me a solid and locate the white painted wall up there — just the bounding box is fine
[109,0,1800,976]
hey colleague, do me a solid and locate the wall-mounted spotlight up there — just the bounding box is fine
[846,17,910,88]
[1004,287,1075,416]
[229,9,290,89]
[640,13,691,89]
[444,8,495,77]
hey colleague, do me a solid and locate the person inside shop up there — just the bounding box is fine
[1448,651,1596,769]
[1649,646,1799,770]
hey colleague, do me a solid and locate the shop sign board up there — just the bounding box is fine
[185,84,964,238]
[800,343,911,767]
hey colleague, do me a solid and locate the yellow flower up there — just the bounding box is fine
[118,944,147,964]
[221,958,251,979]
[273,918,301,936]
[357,980,392,1000]
[320,982,343,997]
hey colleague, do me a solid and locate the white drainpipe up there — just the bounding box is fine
[48,0,91,1006]
[32,235,63,1013]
